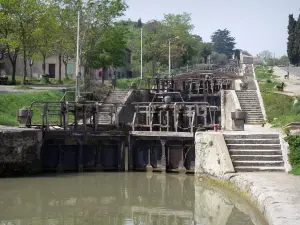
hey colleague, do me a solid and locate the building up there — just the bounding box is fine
[2,55,76,79]
[2,48,132,80]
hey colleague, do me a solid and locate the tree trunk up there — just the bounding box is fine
[42,55,46,74]
[23,49,27,84]
[63,61,68,79]
[58,54,62,83]
[30,66,33,78]
[204,56,208,64]
[8,51,18,85]
[12,63,16,85]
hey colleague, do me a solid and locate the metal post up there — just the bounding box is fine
[75,11,80,102]
[140,27,143,80]
[168,40,171,77]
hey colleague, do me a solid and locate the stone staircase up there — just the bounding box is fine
[99,90,131,124]
[104,90,130,104]
[236,90,264,124]
[224,133,285,172]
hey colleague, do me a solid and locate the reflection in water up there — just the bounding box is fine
[0,173,267,225]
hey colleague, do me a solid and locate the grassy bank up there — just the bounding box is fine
[256,66,300,175]
[0,90,66,126]
[255,66,300,127]
[7,75,75,85]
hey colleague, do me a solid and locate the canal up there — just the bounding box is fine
[0,172,267,225]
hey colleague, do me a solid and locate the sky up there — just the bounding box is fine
[121,0,300,57]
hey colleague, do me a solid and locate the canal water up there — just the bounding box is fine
[0,172,267,225]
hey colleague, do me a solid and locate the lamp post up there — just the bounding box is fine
[75,11,80,102]
[168,36,179,77]
[137,18,143,80]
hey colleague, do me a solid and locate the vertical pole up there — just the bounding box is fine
[140,27,143,80]
[75,11,80,102]
[160,140,166,173]
[168,40,171,77]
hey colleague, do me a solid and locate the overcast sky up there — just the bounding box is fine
[121,0,300,57]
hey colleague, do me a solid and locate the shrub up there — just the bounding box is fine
[285,135,300,169]
[266,79,272,83]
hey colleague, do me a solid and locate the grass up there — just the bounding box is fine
[289,166,300,175]
[0,90,67,126]
[7,75,76,86]
[256,66,300,127]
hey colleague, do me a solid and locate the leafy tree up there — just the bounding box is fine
[211,29,236,58]
[279,55,289,66]
[287,14,298,65]
[15,0,43,83]
[34,4,59,75]
[293,15,300,66]
[200,42,212,64]
[80,0,128,79]
[0,0,20,84]
[210,51,228,65]
[258,50,273,61]
[86,25,127,69]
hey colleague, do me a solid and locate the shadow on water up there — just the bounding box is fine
[0,172,268,225]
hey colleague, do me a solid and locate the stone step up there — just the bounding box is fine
[231,155,283,161]
[233,160,284,167]
[234,166,285,172]
[224,134,279,139]
[246,118,264,121]
[227,144,281,150]
[229,149,282,155]
[226,139,280,144]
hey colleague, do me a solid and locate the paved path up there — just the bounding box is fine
[223,172,300,225]
[0,84,74,93]
[273,67,300,96]
[280,66,300,77]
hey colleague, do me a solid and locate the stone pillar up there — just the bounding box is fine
[77,137,84,172]
[146,148,153,172]
[57,144,64,173]
[160,140,166,173]
[178,147,186,174]
[128,137,134,171]
[96,144,103,170]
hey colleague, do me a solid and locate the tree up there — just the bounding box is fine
[86,25,127,69]
[0,0,20,84]
[211,29,236,58]
[210,51,228,65]
[200,43,212,64]
[287,14,298,65]
[293,15,300,66]
[15,0,43,83]
[34,4,59,75]
[80,0,128,80]
[258,50,273,61]
[278,55,289,66]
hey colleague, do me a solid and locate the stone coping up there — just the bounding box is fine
[216,172,300,225]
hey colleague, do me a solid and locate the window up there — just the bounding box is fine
[66,64,74,76]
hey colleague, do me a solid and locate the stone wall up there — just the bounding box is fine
[195,132,235,178]
[0,128,42,175]
[221,90,241,130]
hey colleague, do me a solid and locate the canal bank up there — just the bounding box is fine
[195,132,300,225]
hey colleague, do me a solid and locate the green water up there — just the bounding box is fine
[0,172,267,225]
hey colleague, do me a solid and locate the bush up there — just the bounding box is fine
[285,135,300,171]
[266,79,272,83]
